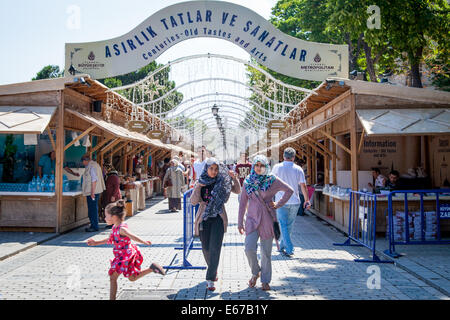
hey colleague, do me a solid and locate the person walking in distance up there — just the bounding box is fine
[87,200,165,300]
[238,155,293,291]
[271,148,311,257]
[101,165,122,229]
[191,158,240,291]
[81,154,106,232]
[163,159,184,212]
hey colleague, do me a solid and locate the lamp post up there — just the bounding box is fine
[211,104,219,116]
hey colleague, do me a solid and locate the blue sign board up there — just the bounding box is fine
[440,203,450,219]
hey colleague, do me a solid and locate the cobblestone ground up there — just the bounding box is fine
[0,194,448,300]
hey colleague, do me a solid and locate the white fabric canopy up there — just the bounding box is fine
[357,108,450,136]
[0,106,57,134]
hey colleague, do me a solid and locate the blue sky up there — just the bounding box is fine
[0,0,277,85]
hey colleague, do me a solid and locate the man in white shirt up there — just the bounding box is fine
[193,146,207,181]
[368,167,386,192]
[272,147,311,257]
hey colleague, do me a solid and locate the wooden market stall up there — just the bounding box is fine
[253,78,450,235]
[0,75,188,233]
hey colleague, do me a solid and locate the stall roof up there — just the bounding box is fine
[164,143,194,156]
[285,78,450,132]
[0,75,180,140]
[0,106,57,134]
[357,108,450,136]
[66,109,170,150]
[251,110,347,157]
[332,77,450,105]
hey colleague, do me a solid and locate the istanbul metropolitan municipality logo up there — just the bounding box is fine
[88,51,96,61]
[77,50,104,71]
[314,53,321,63]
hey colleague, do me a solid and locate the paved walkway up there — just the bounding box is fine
[0,194,448,300]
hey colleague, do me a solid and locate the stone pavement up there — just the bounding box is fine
[0,193,449,300]
[0,232,58,261]
[376,239,450,296]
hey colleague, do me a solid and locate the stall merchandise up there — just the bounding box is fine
[412,211,437,241]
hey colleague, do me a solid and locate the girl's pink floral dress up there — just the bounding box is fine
[107,223,143,277]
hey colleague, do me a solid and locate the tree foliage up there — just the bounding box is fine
[32,65,64,81]
[99,61,183,116]
[251,0,449,88]
[242,0,449,128]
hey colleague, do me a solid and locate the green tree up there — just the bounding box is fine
[32,65,63,81]
[374,0,449,88]
[252,0,449,91]
[424,45,450,91]
[100,61,183,116]
[327,0,394,82]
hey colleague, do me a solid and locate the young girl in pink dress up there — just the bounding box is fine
[87,199,165,300]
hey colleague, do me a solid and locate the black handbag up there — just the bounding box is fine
[254,190,281,241]
[273,221,281,241]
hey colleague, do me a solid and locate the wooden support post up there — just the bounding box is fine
[350,94,359,191]
[151,148,164,176]
[324,153,330,187]
[292,142,312,159]
[55,91,64,233]
[124,143,146,158]
[325,126,332,185]
[122,146,128,175]
[302,139,327,158]
[154,149,168,162]
[143,147,151,172]
[99,138,121,157]
[332,137,337,186]
[318,129,352,155]
[112,141,128,156]
[90,138,111,158]
[157,150,171,163]
[125,144,146,175]
[304,135,339,160]
[308,145,312,185]
[64,125,96,151]
[358,128,365,155]
[46,126,56,151]
[312,146,316,184]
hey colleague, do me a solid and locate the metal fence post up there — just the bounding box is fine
[164,189,206,270]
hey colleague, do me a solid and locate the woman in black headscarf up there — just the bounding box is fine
[191,158,241,291]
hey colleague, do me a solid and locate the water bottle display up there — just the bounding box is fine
[63,175,69,192]
[36,176,41,192]
[49,175,55,192]
[42,175,48,192]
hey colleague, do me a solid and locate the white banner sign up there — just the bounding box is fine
[65,1,348,81]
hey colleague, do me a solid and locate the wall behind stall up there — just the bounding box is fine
[358,135,421,177]
[0,134,35,183]
[429,135,450,188]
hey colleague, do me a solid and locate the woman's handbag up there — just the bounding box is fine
[253,190,281,242]
[163,169,173,188]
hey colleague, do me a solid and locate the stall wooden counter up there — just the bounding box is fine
[0,191,87,233]
[312,190,450,235]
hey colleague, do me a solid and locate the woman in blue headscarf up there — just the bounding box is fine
[191,157,241,291]
[238,155,293,291]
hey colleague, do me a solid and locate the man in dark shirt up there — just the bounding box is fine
[235,160,252,187]
[386,170,400,190]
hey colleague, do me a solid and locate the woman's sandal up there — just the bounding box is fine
[261,283,271,291]
[207,280,216,291]
[150,263,166,275]
[248,273,260,288]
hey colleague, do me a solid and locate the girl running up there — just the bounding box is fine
[87,199,165,300]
